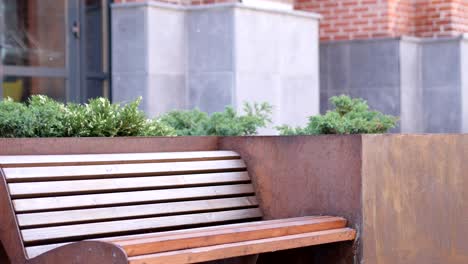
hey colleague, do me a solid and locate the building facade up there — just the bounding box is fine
[297,0,468,133]
[0,0,467,132]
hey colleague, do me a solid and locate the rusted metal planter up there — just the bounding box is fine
[0,135,466,264]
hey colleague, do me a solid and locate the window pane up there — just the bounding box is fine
[86,79,106,99]
[2,76,66,102]
[86,0,104,73]
[0,0,66,68]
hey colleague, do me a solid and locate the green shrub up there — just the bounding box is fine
[160,102,273,136]
[140,119,177,137]
[0,96,270,138]
[28,95,67,137]
[0,96,175,137]
[0,98,35,137]
[277,95,398,135]
[159,109,209,136]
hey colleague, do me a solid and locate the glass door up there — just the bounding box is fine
[80,0,110,102]
[0,0,109,103]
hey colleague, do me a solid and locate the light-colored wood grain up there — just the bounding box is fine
[9,172,250,198]
[116,217,347,256]
[0,151,240,168]
[23,216,334,259]
[13,184,255,213]
[26,243,69,259]
[128,228,357,264]
[17,196,259,227]
[104,216,332,243]
[21,208,263,243]
[4,159,246,182]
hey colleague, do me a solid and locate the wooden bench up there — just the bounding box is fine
[0,151,356,264]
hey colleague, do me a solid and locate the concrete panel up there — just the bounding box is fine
[234,6,320,131]
[278,16,318,76]
[235,73,280,134]
[423,89,461,133]
[146,74,186,117]
[280,76,319,127]
[349,40,400,90]
[349,88,400,117]
[187,8,234,73]
[320,91,332,113]
[320,39,400,121]
[400,40,423,133]
[461,38,468,133]
[320,42,351,92]
[112,72,148,105]
[421,40,461,90]
[234,8,280,74]
[147,7,185,74]
[421,39,462,133]
[111,3,321,134]
[111,6,148,73]
[320,38,467,133]
[188,72,233,113]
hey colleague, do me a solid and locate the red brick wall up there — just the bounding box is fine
[295,0,404,41]
[414,0,468,37]
[294,0,468,41]
[388,0,416,37]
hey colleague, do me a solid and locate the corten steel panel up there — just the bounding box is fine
[0,137,219,155]
[219,135,362,264]
[362,134,468,264]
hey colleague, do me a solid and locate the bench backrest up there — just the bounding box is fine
[0,151,261,260]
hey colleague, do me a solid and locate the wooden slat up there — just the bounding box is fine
[4,160,246,182]
[26,243,68,259]
[21,208,263,243]
[24,216,333,259]
[9,172,250,198]
[116,216,347,257]
[0,151,240,168]
[104,216,333,243]
[128,228,356,264]
[17,196,259,228]
[13,184,255,213]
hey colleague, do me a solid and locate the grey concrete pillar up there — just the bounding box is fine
[321,36,468,133]
[111,2,186,117]
[320,39,401,131]
[400,38,423,133]
[462,36,468,133]
[112,2,321,133]
[419,38,462,133]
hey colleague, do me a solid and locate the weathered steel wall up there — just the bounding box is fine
[1,135,465,264]
[219,136,362,264]
[0,137,218,155]
[361,134,468,264]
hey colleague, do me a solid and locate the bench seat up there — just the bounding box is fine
[0,151,356,264]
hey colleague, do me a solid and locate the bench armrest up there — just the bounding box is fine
[28,241,128,264]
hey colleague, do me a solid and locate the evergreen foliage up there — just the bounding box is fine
[277,95,398,135]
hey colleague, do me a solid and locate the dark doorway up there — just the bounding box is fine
[0,0,110,103]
